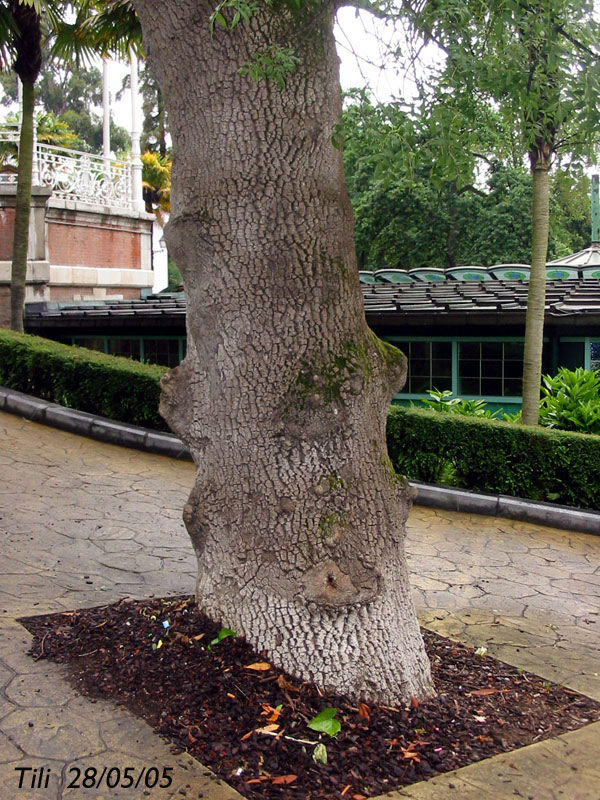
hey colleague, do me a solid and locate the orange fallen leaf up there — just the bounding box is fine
[272,775,297,785]
[257,724,280,734]
[227,693,236,699]
[341,785,351,796]
[192,633,205,641]
[240,730,254,741]
[470,688,509,697]
[245,777,270,784]
[409,696,419,709]
[358,702,371,721]
[352,794,367,800]
[244,661,272,671]
[260,704,282,723]
[400,747,421,763]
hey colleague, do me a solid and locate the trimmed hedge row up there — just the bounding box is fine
[0,329,169,431]
[2,331,598,511]
[387,405,600,512]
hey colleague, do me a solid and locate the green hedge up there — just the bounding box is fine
[0,330,169,431]
[387,405,600,512]
[2,331,599,511]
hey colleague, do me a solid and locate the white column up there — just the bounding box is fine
[130,51,145,213]
[102,58,111,160]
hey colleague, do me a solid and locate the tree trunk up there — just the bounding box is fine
[133,0,433,704]
[521,148,551,425]
[10,78,35,332]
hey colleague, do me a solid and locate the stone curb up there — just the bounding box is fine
[0,386,190,460]
[411,481,600,536]
[2,385,599,535]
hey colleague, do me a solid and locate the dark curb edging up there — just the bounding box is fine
[1,385,599,535]
[411,482,600,536]
[0,386,191,460]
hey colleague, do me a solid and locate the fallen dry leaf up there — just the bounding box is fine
[272,774,297,785]
[244,661,271,671]
[410,695,419,709]
[276,674,300,692]
[400,747,421,763]
[469,688,510,697]
[358,702,371,721]
[256,724,280,734]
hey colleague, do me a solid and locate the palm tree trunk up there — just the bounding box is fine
[521,154,550,425]
[10,78,35,332]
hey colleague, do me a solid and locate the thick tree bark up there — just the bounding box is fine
[133,0,433,703]
[521,148,551,425]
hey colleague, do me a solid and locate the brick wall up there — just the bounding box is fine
[48,286,141,301]
[48,213,142,270]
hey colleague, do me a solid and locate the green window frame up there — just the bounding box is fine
[385,336,526,401]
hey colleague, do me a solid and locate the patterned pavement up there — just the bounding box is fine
[1,411,599,799]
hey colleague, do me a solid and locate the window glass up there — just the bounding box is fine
[460,342,480,360]
[483,359,502,378]
[143,338,181,367]
[481,377,502,395]
[504,341,524,360]
[109,339,140,360]
[394,341,451,393]
[591,342,600,371]
[482,342,502,359]
[458,340,524,397]
[460,377,479,395]
[73,337,106,353]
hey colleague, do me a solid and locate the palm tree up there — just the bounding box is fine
[0,0,43,331]
[0,0,141,332]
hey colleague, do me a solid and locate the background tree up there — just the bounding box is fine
[1,0,44,332]
[0,53,131,152]
[407,0,600,424]
[342,92,591,270]
[129,0,434,704]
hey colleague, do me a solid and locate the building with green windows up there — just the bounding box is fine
[24,250,600,413]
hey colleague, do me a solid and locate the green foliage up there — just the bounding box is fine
[539,367,600,435]
[141,150,171,214]
[421,389,500,418]
[240,46,300,89]
[307,707,341,737]
[0,330,168,431]
[386,406,600,512]
[208,627,236,649]
[341,93,590,270]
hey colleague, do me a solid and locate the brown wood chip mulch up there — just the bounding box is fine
[20,595,600,800]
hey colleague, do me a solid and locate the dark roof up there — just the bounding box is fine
[24,280,600,334]
[25,295,187,332]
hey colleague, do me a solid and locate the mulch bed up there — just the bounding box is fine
[20,595,600,800]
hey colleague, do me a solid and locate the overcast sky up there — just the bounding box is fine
[106,9,414,135]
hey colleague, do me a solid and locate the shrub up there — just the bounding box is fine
[538,367,600,435]
[0,330,169,431]
[420,389,501,418]
[387,405,600,512]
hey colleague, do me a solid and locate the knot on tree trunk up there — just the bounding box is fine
[302,559,380,607]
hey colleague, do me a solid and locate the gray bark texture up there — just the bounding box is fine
[133,0,433,704]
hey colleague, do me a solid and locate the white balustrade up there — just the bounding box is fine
[0,126,136,211]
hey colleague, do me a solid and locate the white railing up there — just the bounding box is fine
[0,125,136,211]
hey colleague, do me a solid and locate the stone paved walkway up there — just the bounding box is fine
[1,411,599,799]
